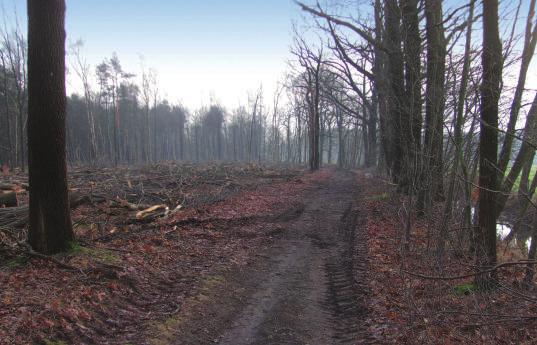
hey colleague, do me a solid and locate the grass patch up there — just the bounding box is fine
[453,282,477,296]
[67,241,84,254]
[147,274,226,345]
[4,255,28,269]
[87,247,120,264]
[66,242,119,264]
[365,192,389,201]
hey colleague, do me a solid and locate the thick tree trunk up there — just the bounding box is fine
[307,66,321,171]
[27,0,73,254]
[401,0,422,181]
[367,99,377,167]
[384,0,407,187]
[475,0,502,289]
[421,0,446,212]
[374,0,390,174]
[361,59,377,168]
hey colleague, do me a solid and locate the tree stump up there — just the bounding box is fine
[0,192,17,207]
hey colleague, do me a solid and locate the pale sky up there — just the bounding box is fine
[5,0,302,110]
[2,0,536,114]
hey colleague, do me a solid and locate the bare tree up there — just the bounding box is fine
[291,35,323,171]
[140,59,156,163]
[497,0,537,175]
[0,19,26,169]
[69,40,97,163]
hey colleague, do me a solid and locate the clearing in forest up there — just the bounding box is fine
[0,164,368,344]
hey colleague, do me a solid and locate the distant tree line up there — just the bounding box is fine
[0,33,367,168]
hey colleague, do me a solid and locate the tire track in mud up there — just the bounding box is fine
[323,203,369,344]
[169,170,369,345]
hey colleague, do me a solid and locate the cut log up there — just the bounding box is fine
[136,204,168,220]
[0,184,27,192]
[0,192,17,207]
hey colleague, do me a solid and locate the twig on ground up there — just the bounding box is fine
[402,260,537,280]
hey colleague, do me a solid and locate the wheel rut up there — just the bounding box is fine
[172,170,369,345]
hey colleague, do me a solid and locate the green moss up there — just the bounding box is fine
[201,275,224,289]
[453,282,477,295]
[67,241,84,254]
[366,192,389,200]
[4,256,28,268]
[147,274,226,345]
[150,318,180,345]
[90,248,120,264]
[66,242,119,264]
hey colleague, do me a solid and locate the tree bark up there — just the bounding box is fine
[384,0,407,186]
[374,0,390,173]
[421,0,446,211]
[475,0,502,289]
[27,0,73,254]
[523,211,537,287]
[401,0,422,170]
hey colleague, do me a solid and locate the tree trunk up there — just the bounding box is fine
[475,0,502,289]
[27,0,73,254]
[384,0,407,187]
[401,0,422,183]
[374,0,390,174]
[523,211,537,287]
[336,106,345,168]
[421,0,446,213]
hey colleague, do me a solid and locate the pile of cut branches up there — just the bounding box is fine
[0,163,319,344]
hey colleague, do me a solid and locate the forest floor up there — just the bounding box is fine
[0,163,369,344]
[360,175,537,344]
[1,163,537,344]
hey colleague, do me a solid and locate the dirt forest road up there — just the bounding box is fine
[174,170,369,345]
